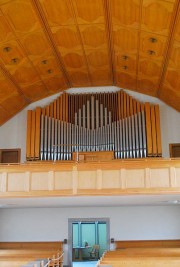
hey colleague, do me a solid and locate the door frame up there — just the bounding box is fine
[68,217,110,267]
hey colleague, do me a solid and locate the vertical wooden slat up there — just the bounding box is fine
[155,105,162,156]
[42,108,46,116]
[137,102,141,113]
[151,105,157,156]
[59,94,62,121]
[57,97,60,120]
[126,94,129,117]
[129,96,133,116]
[46,105,50,117]
[50,103,53,118]
[30,110,36,159]
[133,99,137,114]
[117,91,121,120]
[121,91,124,119]
[66,93,68,122]
[124,92,127,118]
[26,110,32,160]
[145,102,152,156]
[35,107,41,159]
[54,100,57,119]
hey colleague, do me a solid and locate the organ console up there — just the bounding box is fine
[26,90,162,161]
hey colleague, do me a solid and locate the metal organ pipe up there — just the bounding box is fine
[26,91,162,161]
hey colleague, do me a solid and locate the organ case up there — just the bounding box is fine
[26,90,162,161]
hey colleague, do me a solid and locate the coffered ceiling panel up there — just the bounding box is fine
[0,0,179,126]
[111,0,140,29]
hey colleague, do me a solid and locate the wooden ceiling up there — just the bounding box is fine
[0,0,180,126]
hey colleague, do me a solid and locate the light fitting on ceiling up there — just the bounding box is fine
[3,46,11,52]
[11,58,19,64]
[148,50,156,55]
[41,59,48,64]
[122,55,128,60]
[149,37,157,43]
[47,69,52,74]
[122,65,128,70]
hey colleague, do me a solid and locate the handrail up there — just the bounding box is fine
[37,251,64,267]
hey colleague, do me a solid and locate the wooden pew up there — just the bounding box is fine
[97,257,180,267]
[115,239,180,249]
[0,241,63,250]
[103,248,180,257]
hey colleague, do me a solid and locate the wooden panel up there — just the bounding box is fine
[73,0,104,24]
[21,82,48,102]
[116,72,137,91]
[35,107,41,159]
[102,170,120,188]
[111,0,140,29]
[169,143,180,158]
[150,168,170,187]
[40,0,74,26]
[79,24,107,50]
[159,84,180,112]
[52,25,82,51]
[30,110,36,159]
[139,32,167,61]
[115,54,137,74]
[26,110,32,159]
[1,0,41,37]
[8,173,25,191]
[145,102,152,156]
[151,105,157,156]
[155,105,162,156]
[21,30,52,58]
[54,171,72,190]
[125,169,145,188]
[31,172,49,190]
[0,13,15,42]
[113,26,138,54]
[78,171,97,189]
[141,0,174,36]
[0,149,20,164]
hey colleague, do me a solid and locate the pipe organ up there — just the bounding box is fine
[26,90,162,161]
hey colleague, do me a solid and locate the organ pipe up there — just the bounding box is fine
[26,90,162,161]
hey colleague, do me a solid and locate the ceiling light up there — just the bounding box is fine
[11,58,19,64]
[41,59,48,64]
[3,46,11,52]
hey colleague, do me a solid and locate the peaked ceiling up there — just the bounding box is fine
[0,0,180,126]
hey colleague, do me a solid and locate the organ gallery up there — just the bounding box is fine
[26,90,162,161]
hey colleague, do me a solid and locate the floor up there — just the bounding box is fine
[73,261,98,267]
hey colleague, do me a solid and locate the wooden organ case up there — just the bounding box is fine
[26,90,162,161]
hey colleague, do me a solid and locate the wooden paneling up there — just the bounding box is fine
[0,0,179,126]
[0,159,180,197]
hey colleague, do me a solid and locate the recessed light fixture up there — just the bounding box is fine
[122,55,128,60]
[3,46,11,52]
[122,65,128,70]
[148,50,156,55]
[47,69,53,74]
[149,37,157,43]
[41,59,48,65]
[11,58,19,64]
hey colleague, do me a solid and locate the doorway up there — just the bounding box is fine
[68,218,110,267]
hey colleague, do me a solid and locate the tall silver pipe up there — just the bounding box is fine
[128,116,132,158]
[135,113,139,158]
[132,115,136,158]
[91,96,94,130]
[142,111,147,157]
[58,120,61,160]
[138,112,143,158]
[47,117,51,160]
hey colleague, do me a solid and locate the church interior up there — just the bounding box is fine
[0,1,180,267]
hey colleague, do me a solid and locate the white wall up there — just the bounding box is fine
[0,206,180,265]
[1,206,180,241]
[0,86,179,162]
